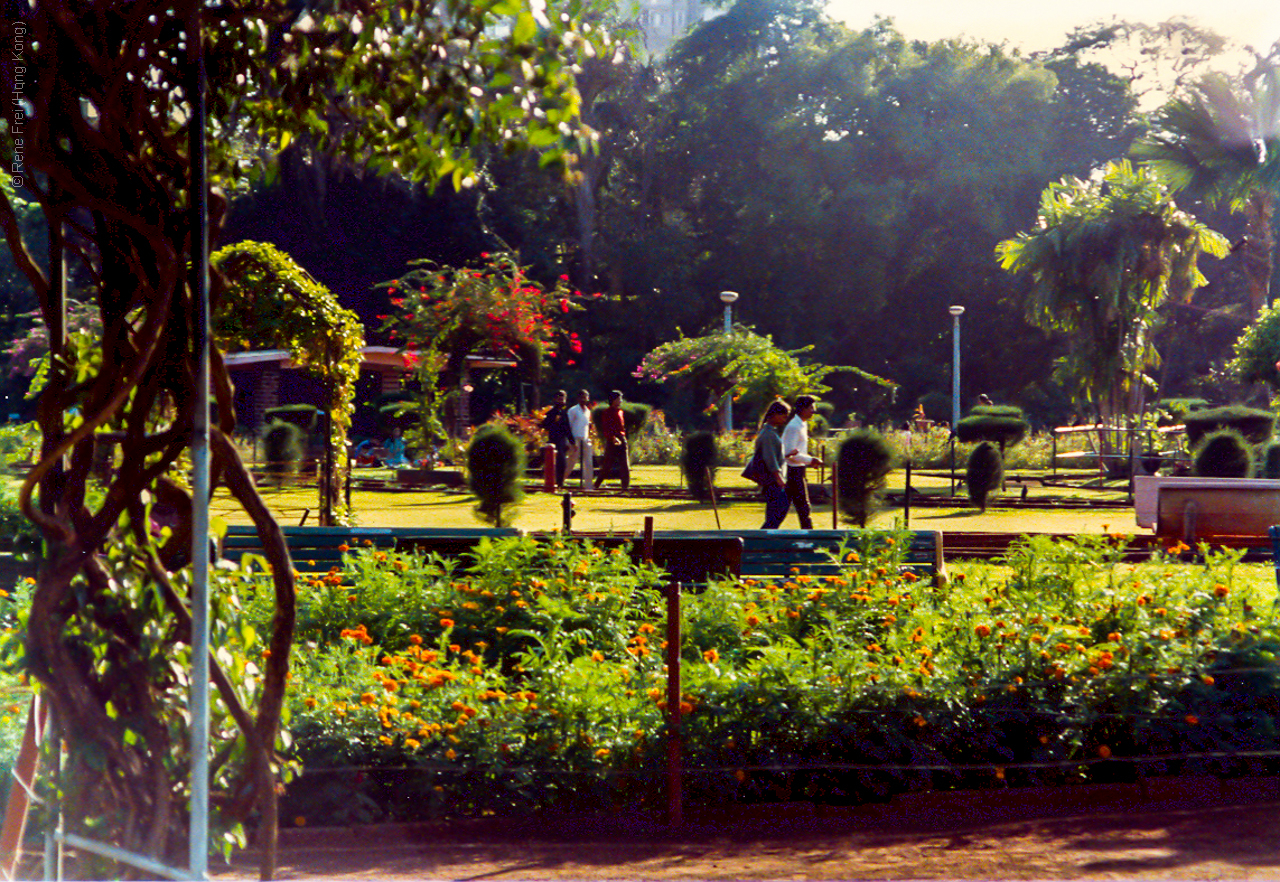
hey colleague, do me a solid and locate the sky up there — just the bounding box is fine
[824,0,1280,56]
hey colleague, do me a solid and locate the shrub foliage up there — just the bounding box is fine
[1192,428,1255,478]
[835,430,894,526]
[681,431,719,501]
[466,425,526,527]
[966,441,1004,511]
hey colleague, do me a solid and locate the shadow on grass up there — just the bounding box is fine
[917,509,984,520]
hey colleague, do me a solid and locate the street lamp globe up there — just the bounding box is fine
[949,304,965,317]
[720,290,739,305]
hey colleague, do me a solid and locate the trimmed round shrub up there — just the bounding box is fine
[1262,442,1280,479]
[591,402,652,438]
[262,419,303,486]
[1184,405,1275,447]
[466,424,526,527]
[1155,398,1210,426]
[835,429,894,527]
[1192,429,1255,478]
[965,441,1003,512]
[681,431,718,501]
[264,404,320,434]
[955,405,1029,451]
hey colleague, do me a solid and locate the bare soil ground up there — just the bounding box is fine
[213,777,1280,880]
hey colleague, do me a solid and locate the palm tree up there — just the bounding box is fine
[997,160,1229,458]
[1132,65,1280,317]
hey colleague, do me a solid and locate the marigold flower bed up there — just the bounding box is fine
[222,532,1280,827]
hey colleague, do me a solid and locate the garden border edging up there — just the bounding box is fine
[272,774,1280,847]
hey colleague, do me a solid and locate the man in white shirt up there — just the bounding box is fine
[781,395,817,529]
[564,389,593,481]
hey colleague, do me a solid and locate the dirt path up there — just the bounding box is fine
[213,778,1280,880]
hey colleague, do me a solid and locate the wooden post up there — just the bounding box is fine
[831,462,839,529]
[665,581,682,828]
[0,697,48,880]
[706,467,721,530]
[904,460,911,527]
[643,515,654,564]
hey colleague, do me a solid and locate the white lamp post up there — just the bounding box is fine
[720,290,739,432]
[949,305,965,494]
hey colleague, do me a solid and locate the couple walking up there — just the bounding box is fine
[750,396,817,530]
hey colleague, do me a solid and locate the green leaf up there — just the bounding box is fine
[512,12,536,45]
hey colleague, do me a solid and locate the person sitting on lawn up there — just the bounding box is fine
[382,427,410,468]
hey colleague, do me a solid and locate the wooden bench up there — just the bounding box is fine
[557,532,744,585]
[624,529,945,586]
[741,529,944,584]
[220,525,518,576]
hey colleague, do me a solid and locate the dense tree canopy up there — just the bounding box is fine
[0,0,618,872]
[997,160,1229,431]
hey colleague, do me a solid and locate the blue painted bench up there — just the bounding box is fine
[219,525,519,576]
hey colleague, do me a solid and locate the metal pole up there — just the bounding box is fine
[949,306,964,496]
[723,303,733,432]
[187,8,211,877]
[665,581,682,828]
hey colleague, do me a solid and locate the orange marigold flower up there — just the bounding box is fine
[409,634,423,645]
[440,618,455,629]
[446,748,457,760]
[338,543,349,553]
[703,649,719,663]
[1097,745,1111,758]
[975,624,991,638]
[1185,714,1199,725]
[591,651,605,662]
[359,692,377,705]
[1214,584,1229,597]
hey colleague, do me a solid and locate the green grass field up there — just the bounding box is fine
[215,465,1142,536]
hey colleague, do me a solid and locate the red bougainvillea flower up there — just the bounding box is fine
[560,298,570,313]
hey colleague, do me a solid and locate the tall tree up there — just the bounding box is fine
[1132,63,1280,318]
[0,0,615,873]
[997,160,1229,442]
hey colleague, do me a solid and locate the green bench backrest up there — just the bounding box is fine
[220,526,519,574]
[648,529,943,580]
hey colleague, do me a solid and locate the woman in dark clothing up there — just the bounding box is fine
[754,400,791,529]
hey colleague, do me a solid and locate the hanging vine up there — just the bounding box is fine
[212,241,364,522]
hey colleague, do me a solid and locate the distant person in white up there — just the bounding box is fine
[781,396,817,529]
[564,389,593,475]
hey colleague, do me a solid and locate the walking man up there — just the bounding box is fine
[782,395,817,529]
[594,390,630,490]
[565,389,592,481]
[541,390,574,487]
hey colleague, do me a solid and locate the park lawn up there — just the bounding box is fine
[213,481,1142,536]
